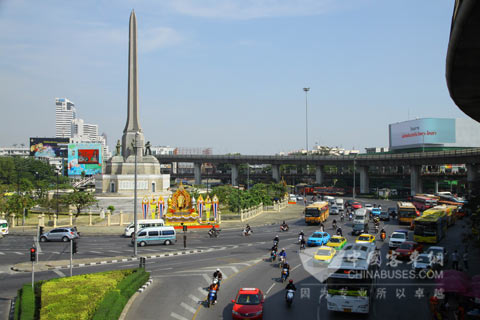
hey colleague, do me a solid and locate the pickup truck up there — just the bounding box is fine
[388,230,409,249]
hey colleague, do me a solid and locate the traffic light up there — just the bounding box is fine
[72,240,78,254]
[183,225,188,232]
[30,247,36,262]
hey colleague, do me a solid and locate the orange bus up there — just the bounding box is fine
[397,202,420,226]
[305,201,329,225]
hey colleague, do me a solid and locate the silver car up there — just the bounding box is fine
[40,227,79,242]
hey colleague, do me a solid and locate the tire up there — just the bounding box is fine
[139,241,146,247]
[164,240,172,245]
[62,236,69,242]
[40,237,47,242]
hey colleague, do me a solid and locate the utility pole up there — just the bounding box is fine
[303,87,310,153]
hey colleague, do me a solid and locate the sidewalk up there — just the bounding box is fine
[8,204,305,236]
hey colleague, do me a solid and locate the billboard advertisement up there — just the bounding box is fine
[30,137,69,158]
[67,143,102,176]
[389,118,456,149]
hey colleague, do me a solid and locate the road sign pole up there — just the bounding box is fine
[31,261,35,289]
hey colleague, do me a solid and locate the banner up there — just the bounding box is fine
[158,196,165,219]
[213,195,219,221]
[142,196,149,219]
[150,196,157,219]
[197,195,204,220]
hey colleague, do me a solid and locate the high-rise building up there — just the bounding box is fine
[55,98,76,138]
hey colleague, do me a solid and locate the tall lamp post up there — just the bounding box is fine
[303,87,310,153]
[353,156,356,200]
[133,132,139,257]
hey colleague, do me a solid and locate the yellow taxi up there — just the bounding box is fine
[355,234,375,244]
[313,246,337,265]
[326,236,347,250]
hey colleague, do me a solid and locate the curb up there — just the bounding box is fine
[118,277,153,320]
[10,249,204,272]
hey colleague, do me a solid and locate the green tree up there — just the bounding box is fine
[63,190,98,217]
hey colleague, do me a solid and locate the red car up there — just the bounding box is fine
[231,288,264,319]
[352,202,363,209]
[395,241,423,260]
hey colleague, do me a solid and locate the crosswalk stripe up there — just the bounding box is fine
[197,287,207,296]
[0,252,5,255]
[188,294,200,303]
[14,252,23,255]
[202,274,211,284]
[170,312,188,320]
[53,269,65,277]
[180,302,197,314]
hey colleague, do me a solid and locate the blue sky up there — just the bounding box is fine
[0,0,467,154]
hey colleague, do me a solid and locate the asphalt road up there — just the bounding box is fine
[0,198,471,320]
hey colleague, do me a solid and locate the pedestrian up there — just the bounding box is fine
[451,250,459,271]
[320,223,325,232]
[463,250,469,271]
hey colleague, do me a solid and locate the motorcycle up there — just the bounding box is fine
[271,251,277,262]
[280,225,289,232]
[374,225,379,234]
[332,222,337,230]
[242,229,253,236]
[273,239,279,247]
[298,235,304,243]
[380,231,386,241]
[279,256,286,268]
[281,268,289,282]
[340,214,344,222]
[349,213,353,221]
[207,289,216,307]
[286,289,295,307]
[208,229,220,238]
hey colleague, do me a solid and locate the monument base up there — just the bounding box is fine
[95,173,170,196]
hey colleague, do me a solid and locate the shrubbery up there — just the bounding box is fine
[14,284,35,320]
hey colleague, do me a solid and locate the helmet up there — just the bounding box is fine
[213,279,218,284]
[282,248,285,251]
[276,234,279,237]
[216,268,220,272]
[289,279,293,283]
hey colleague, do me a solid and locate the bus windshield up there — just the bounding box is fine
[414,222,437,236]
[326,277,372,296]
[399,210,417,218]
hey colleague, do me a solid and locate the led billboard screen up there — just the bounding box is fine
[30,137,69,158]
[67,143,102,176]
[390,118,456,148]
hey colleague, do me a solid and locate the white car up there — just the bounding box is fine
[425,246,448,267]
[330,206,340,215]
[412,253,435,275]
[364,204,373,212]
[388,231,408,249]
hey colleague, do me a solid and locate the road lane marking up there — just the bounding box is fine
[89,251,102,254]
[180,302,197,314]
[53,269,65,277]
[266,283,276,295]
[202,274,211,284]
[109,250,122,253]
[188,294,200,303]
[170,312,188,320]
[291,263,302,272]
[197,287,207,296]
[13,252,23,255]
[0,252,4,255]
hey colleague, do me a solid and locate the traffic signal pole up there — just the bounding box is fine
[70,240,73,277]
[30,247,36,289]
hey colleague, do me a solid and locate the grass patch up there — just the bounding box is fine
[39,269,133,320]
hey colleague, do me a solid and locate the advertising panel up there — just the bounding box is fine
[30,137,69,158]
[389,118,456,148]
[67,143,102,176]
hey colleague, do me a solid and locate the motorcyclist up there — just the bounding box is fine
[285,279,297,299]
[281,221,289,231]
[271,248,277,261]
[279,248,287,266]
[320,222,325,232]
[349,212,353,221]
[273,234,279,244]
[300,237,306,250]
[244,224,252,235]
[332,219,337,230]
[208,225,217,237]
[213,268,223,284]
[340,212,345,222]
[282,261,290,280]
[209,279,219,304]
[336,227,343,237]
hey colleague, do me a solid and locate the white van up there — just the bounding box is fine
[0,219,8,235]
[132,226,176,247]
[124,219,165,237]
[354,208,368,221]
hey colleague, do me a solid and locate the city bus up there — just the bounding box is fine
[326,243,377,313]
[305,201,329,225]
[413,209,447,243]
[412,195,437,212]
[397,202,420,226]
[433,205,457,227]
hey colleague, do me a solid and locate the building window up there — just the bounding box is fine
[152,182,156,193]
[110,182,115,193]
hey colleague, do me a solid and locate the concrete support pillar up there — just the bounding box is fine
[434,180,439,194]
[467,164,478,183]
[231,164,239,186]
[194,163,202,186]
[410,165,423,196]
[316,165,324,185]
[272,165,280,182]
[359,166,369,194]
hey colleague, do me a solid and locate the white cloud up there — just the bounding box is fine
[164,0,337,19]
[140,27,183,52]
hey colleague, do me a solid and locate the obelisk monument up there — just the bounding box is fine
[122,10,144,159]
[95,10,170,196]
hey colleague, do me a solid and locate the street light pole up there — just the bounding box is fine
[133,132,139,257]
[303,87,310,153]
[353,157,356,200]
[56,169,59,219]
[247,163,250,190]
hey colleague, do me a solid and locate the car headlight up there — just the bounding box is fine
[255,310,263,315]
[232,310,240,315]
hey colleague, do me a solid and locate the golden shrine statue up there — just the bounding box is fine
[169,183,192,212]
